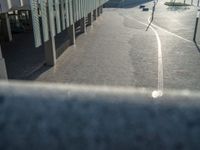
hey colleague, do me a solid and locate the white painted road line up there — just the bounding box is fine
[124,15,163,98]
[149,18,193,43]
[147,18,164,98]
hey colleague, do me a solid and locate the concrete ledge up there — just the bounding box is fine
[0,81,200,149]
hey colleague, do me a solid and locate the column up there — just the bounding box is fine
[97,7,100,17]
[0,45,8,79]
[100,5,103,14]
[28,10,33,30]
[80,17,86,33]
[93,9,97,21]
[87,12,93,26]
[68,24,76,45]
[44,36,56,66]
[0,13,12,42]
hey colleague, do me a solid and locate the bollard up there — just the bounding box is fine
[193,9,200,42]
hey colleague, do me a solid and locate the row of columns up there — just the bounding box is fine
[0,6,104,79]
[44,6,103,66]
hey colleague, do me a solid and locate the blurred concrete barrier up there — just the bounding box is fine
[0,81,200,150]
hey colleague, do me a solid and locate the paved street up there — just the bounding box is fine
[29,0,200,92]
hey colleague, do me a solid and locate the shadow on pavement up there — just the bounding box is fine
[1,29,72,80]
[166,6,191,11]
[104,0,152,8]
[25,65,51,80]
[1,32,46,80]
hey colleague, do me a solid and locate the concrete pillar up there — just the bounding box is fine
[68,24,76,45]
[97,7,101,17]
[0,46,8,79]
[0,13,12,42]
[93,9,97,21]
[44,36,56,66]
[87,12,93,26]
[80,17,86,33]
[28,11,33,29]
[44,8,57,66]
[100,6,103,14]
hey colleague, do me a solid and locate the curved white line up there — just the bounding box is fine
[148,21,164,98]
[125,15,163,98]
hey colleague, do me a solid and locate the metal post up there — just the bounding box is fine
[0,45,8,79]
[198,0,200,6]
[193,10,200,42]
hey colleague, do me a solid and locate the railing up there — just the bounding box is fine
[0,81,200,149]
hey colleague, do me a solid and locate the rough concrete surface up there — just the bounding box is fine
[26,1,200,92]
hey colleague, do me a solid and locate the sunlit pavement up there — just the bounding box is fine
[31,0,200,92]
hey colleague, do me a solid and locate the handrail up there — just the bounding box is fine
[0,81,200,149]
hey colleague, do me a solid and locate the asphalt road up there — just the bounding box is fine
[31,0,200,93]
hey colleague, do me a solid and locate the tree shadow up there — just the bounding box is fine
[166,6,190,11]
[104,0,153,8]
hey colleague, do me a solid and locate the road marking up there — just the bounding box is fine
[147,18,163,98]
[148,17,193,43]
[124,15,163,98]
